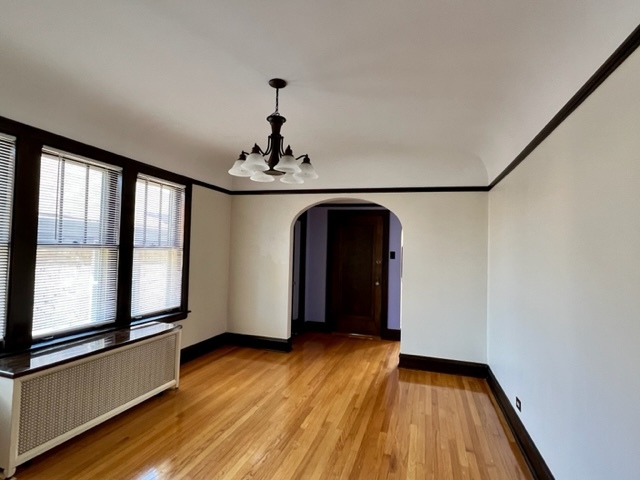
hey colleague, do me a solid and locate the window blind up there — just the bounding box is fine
[32,149,121,338]
[0,134,16,340]
[132,175,185,318]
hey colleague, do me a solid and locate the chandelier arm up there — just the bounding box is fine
[263,137,272,156]
[295,154,307,160]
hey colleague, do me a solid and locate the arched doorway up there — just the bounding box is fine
[291,200,402,340]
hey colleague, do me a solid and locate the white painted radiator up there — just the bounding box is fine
[0,324,181,479]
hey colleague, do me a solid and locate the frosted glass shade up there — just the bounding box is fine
[293,157,318,180]
[243,152,269,172]
[250,171,275,182]
[274,154,301,173]
[228,160,252,177]
[280,172,304,184]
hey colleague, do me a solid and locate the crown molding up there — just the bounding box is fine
[3,25,638,197]
[488,24,640,190]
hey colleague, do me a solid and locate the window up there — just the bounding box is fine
[32,149,121,338]
[132,175,185,318]
[0,134,16,340]
[0,116,191,352]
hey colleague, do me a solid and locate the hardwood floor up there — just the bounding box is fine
[15,333,532,480]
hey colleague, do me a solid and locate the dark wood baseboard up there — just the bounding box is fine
[225,333,292,352]
[181,331,292,363]
[180,333,229,364]
[486,368,555,480]
[398,352,553,479]
[381,329,401,341]
[398,353,488,378]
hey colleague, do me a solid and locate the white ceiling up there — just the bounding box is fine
[0,1,638,191]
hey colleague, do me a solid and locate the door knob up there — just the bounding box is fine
[375,281,380,286]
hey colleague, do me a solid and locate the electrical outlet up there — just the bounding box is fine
[516,397,522,412]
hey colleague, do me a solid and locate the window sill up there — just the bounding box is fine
[0,321,182,378]
[131,310,190,326]
[0,311,190,358]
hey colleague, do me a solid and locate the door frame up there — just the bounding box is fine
[325,209,390,337]
[291,211,308,336]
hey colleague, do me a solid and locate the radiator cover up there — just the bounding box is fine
[0,325,181,479]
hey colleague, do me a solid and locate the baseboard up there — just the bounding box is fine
[302,321,332,332]
[181,331,292,363]
[486,368,555,480]
[398,352,553,480]
[225,333,292,352]
[180,333,228,364]
[398,353,488,378]
[381,329,401,341]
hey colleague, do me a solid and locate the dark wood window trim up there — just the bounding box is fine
[0,115,192,355]
[4,133,42,351]
[115,168,137,328]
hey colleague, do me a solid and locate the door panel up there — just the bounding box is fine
[327,211,387,336]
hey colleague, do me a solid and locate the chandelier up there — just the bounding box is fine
[228,79,318,184]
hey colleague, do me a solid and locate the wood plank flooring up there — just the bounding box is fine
[15,333,532,480]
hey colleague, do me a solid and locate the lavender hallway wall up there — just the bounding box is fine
[302,204,402,330]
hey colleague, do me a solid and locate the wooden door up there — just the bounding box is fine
[327,210,388,336]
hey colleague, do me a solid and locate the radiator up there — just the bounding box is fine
[0,325,181,479]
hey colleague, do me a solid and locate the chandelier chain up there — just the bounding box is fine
[275,87,279,115]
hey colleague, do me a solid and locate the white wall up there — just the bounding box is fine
[228,193,487,362]
[487,48,640,479]
[176,186,231,348]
